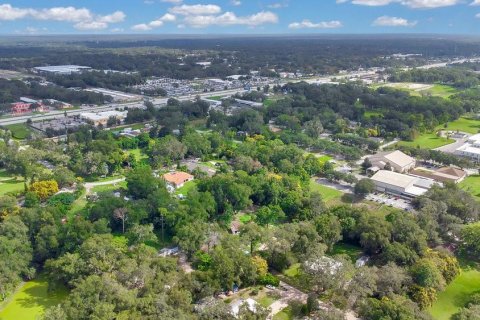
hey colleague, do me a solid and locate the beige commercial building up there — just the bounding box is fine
[370,170,438,199]
[368,150,416,174]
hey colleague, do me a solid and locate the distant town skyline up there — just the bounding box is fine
[1,0,480,35]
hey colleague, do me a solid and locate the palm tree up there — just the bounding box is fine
[113,208,128,233]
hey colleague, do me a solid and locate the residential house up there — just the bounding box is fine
[163,171,194,189]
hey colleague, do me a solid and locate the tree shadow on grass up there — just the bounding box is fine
[15,281,67,310]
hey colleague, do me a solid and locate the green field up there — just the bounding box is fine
[459,175,480,200]
[309,179,344,205]
[0,276,68,320]
[330,242,363,262]
[426,84,459,98]
[3,124,31,140]
[428,269,480,320]
[374,83,459,98]
[444,117,480,134]
[0,170,25,196]
[397,133,454,149]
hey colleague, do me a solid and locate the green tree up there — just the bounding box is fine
[255,205,285,227]
[461,222,480,257]
[126,165,159,199]
[354,178,375,198]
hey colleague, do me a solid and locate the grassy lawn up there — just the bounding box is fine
[428,269,480,320]
[257,294,276,308]
[175,180,197,195]
[330,242,363,263]
[426,84,459,98]
[0,170,24,196]
[3,124,31,140]
[273,307,293,320]
[444,117,480,134]
[91,181,127,194]
[0,275,68,320]
[239,214,252,224]
[459,175,480,200]
[125,148,148,163]
[397,132,454,149]
[309,179,344,205]
[283,263,301,278]
[207,96,223,101]
[317,155,333,165]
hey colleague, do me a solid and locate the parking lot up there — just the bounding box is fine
[365,193,414,211]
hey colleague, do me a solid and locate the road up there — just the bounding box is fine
[84,177,126,194]
[2,57,477,127]
[0,88,247,126]
[379,139,399,150]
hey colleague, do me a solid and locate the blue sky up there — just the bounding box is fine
[0,0,479,34]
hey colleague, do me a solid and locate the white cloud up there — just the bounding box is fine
[231,0,242,6]
[372,15,417,26]
[169,4,222,15]
[132,23,152,31]
[33,7,93,22]
[98,11,126,24]
[161,0,183,3]
[268,2,289,9]
[183,11,278,28]
[342,0,461,8]
[471,0,480,5]
[0,4,32,20]
[74,21,108,30]
[288,20,343,29]
[0,4,125,30]
[131,13,176,31]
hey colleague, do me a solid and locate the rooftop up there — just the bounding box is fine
[163,171,194,186]
[370,150,415,168]
[371,170,416,188]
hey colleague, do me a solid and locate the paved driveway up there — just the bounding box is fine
[267,281,307,319]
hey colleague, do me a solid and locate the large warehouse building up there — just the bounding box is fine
[33,65,91,75]
[370,170,439,199]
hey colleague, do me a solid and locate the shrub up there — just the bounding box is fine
[259,273,280,287]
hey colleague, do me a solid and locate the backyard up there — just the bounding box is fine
[175,180,197,196]
[0,275,68,320]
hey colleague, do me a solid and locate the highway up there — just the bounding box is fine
[1,57,478,126]
[0,88,247,126]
